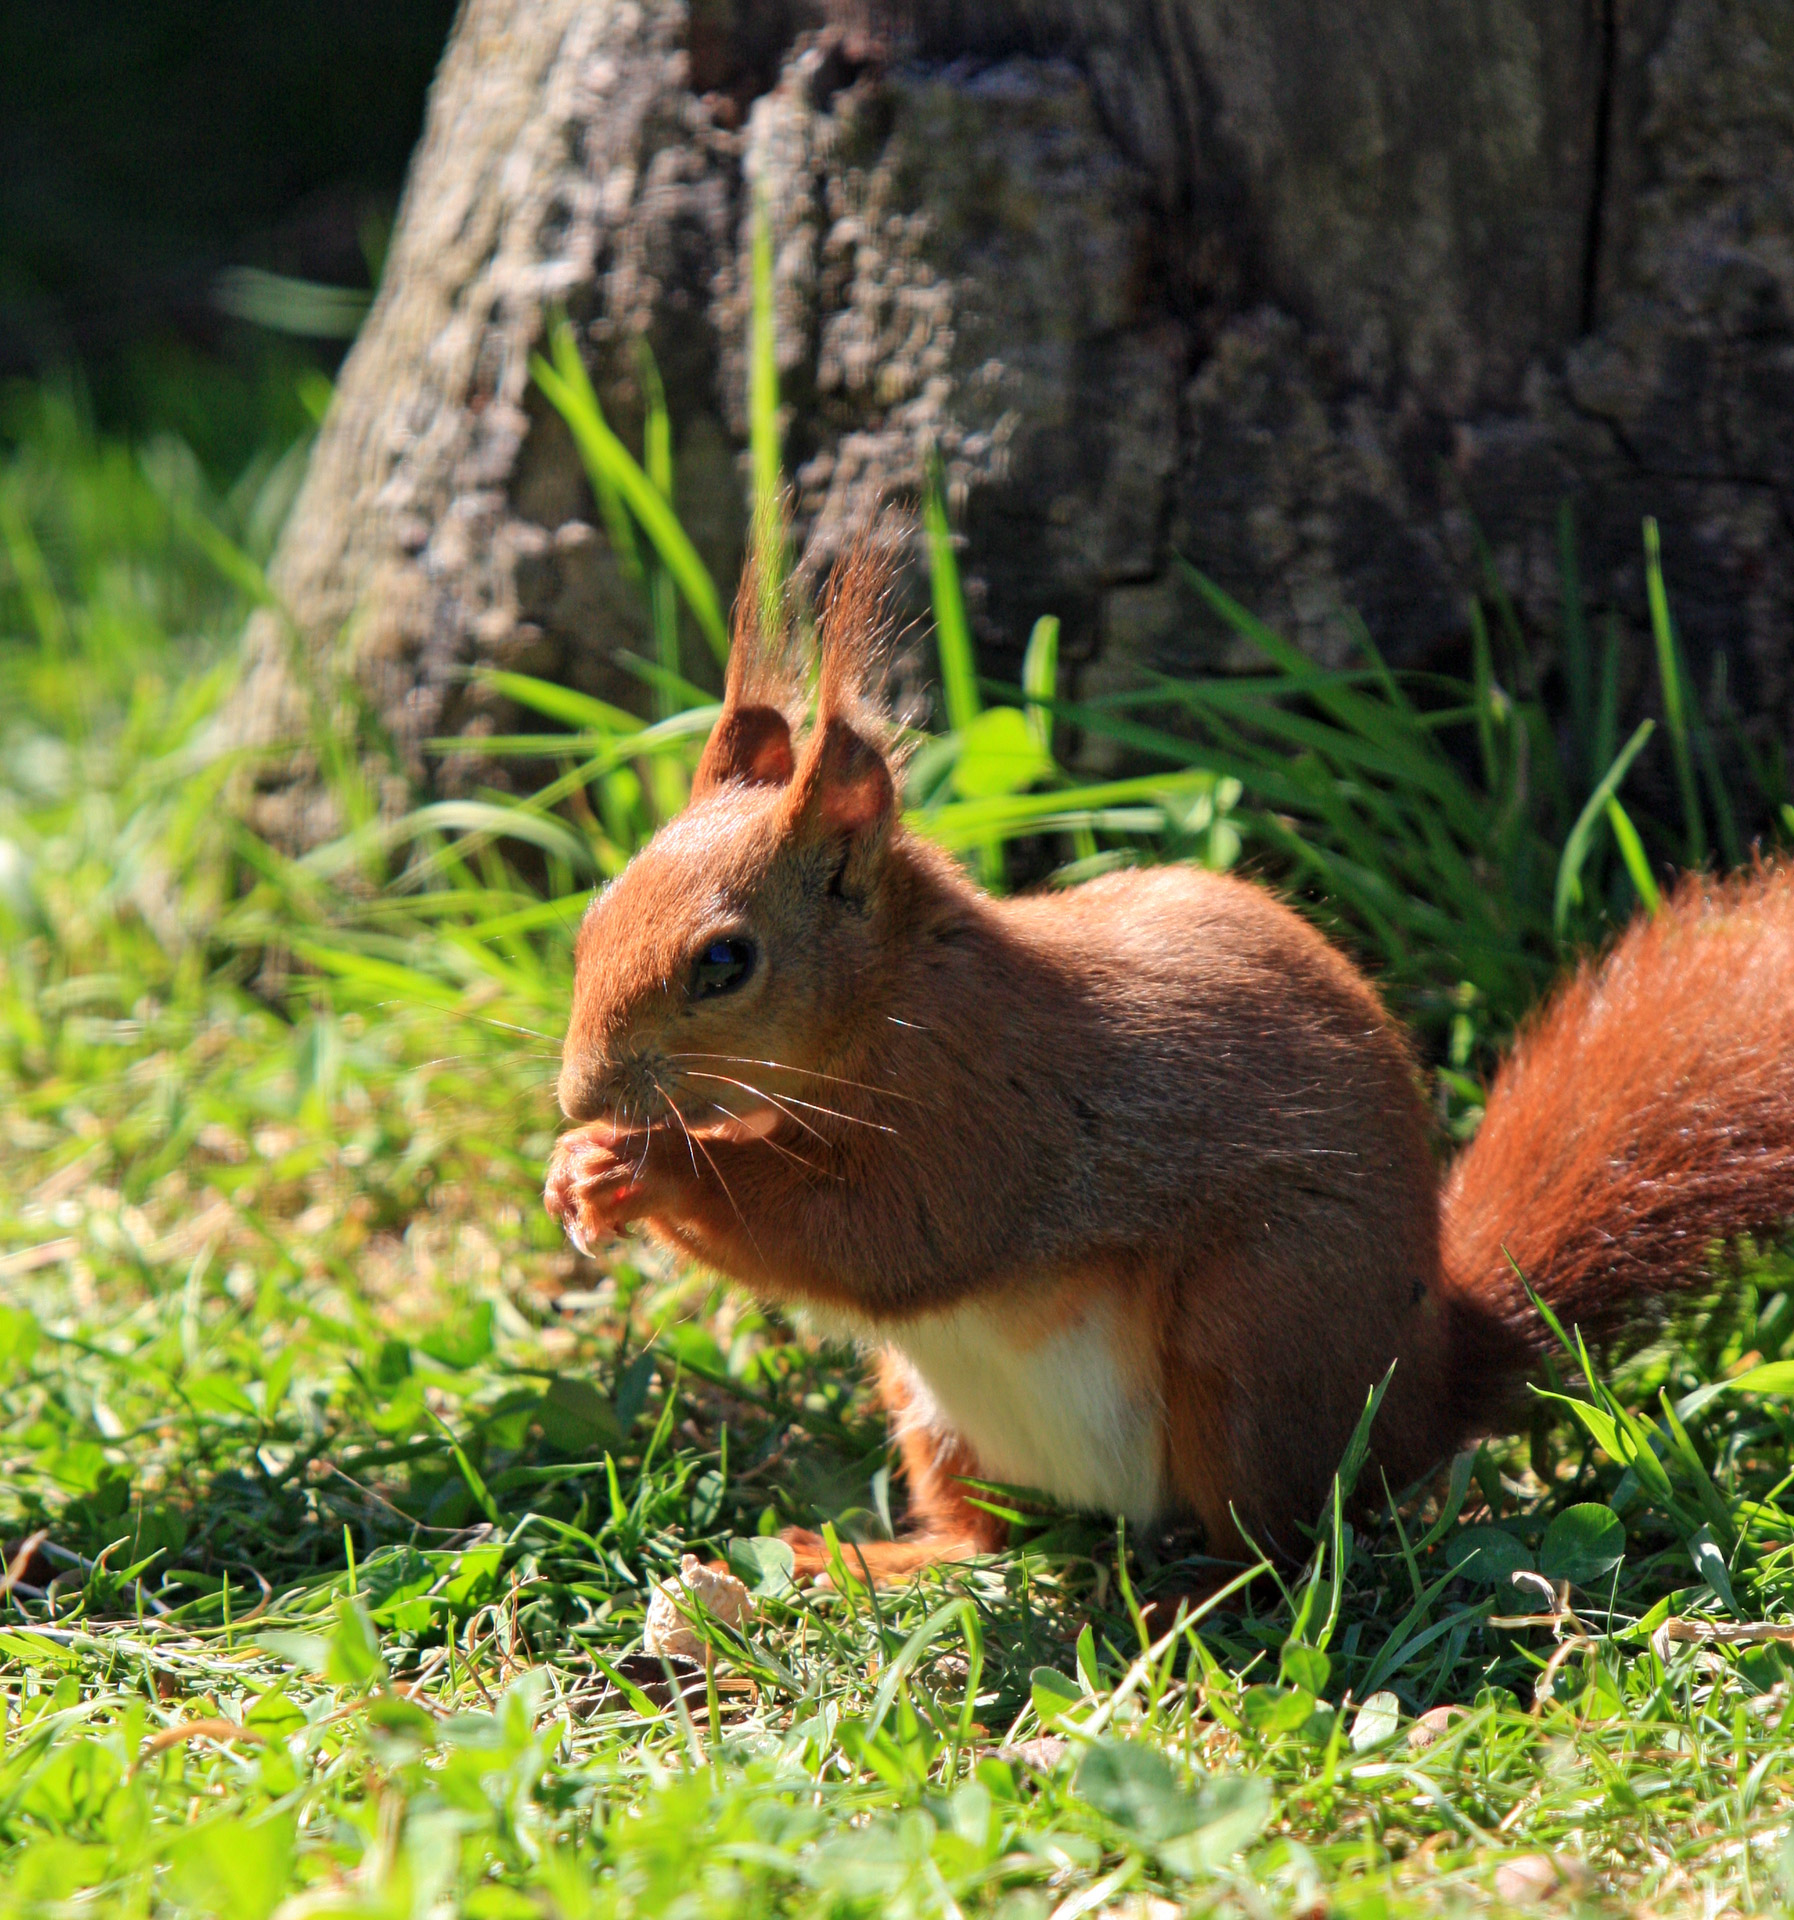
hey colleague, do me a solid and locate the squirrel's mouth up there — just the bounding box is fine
[647,1067,786,1143]
[684,1104,783,1143]
[562,1049,786,1143]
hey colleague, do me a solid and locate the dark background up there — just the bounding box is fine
[0,0,458,472]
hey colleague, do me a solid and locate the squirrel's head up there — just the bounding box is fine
[557,543,906,1139]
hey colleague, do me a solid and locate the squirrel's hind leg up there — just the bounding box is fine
[778,1349,1006,1586]
[777,1527,986,1583]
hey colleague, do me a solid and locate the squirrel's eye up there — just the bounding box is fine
[691,935,757,1000]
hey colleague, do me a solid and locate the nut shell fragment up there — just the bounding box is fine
[643,1554,752,1661]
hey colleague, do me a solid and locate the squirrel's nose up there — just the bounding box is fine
[556,1052,613,1123]
[557,1046,662,1124]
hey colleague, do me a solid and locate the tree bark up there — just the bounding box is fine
[230,0,1794,841]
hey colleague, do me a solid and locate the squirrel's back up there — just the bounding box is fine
[970,859,1439,1227]
[997,863,1425,1114]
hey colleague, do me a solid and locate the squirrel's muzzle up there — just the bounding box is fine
[556,1045,661,1127]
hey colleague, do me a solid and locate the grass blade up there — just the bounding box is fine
[1595,611,1620,775]
[1553,718,1656,935]
[924,457,999,885]
[1644,516,1705,862]
[1022,615,1060,755]
[924,456,978,734]
[533,319,727,662]
[636,341,682,720]
[748,194,787,642]
[1605,796,1662,915]
[474,669,641,735]
[1468,600,1501,795]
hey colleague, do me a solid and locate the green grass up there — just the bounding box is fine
[4,362,1794,1920]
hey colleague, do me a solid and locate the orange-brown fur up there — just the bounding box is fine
[1441,861,1794,1427]
[544,547,1794,1574]
[778,1354,1008,1583]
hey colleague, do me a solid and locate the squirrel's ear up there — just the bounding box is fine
[691,704,793,800]
[787,714,895,847]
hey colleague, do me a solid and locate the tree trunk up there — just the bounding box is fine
[230,0,1794,842]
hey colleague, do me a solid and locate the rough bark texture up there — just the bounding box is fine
[231,0,1794,838]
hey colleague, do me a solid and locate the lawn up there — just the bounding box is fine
[3,363,1794,1919]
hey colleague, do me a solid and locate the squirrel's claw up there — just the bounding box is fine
[545,1123,663,1248]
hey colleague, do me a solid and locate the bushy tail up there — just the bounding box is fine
[1441,860,1794,1425]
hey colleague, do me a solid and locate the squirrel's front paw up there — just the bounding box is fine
[544,1125,665,1252]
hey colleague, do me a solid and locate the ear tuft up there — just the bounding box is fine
[781,529,900,856]
[815,528,899,728]
[692,531,803,799]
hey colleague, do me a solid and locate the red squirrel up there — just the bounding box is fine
[544,545,1794,1576]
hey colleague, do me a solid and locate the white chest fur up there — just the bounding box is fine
[810,1296,1168,1528]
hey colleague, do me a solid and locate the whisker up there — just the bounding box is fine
[684,1072,901,1141]
[684,1073,834,1146]
[652,1074,704,1184]
[482,1083,566,1122]
[603,1094,652,1185]
[665,1093,752,1240]
[375,1000,560,1044]
[666,1052,928,1107]
[769,1090,899,1133]
[475,1016,560,1042]
[414,1053,560,1073]
[706,1105,836,1181]
[683,1072,896,1135]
